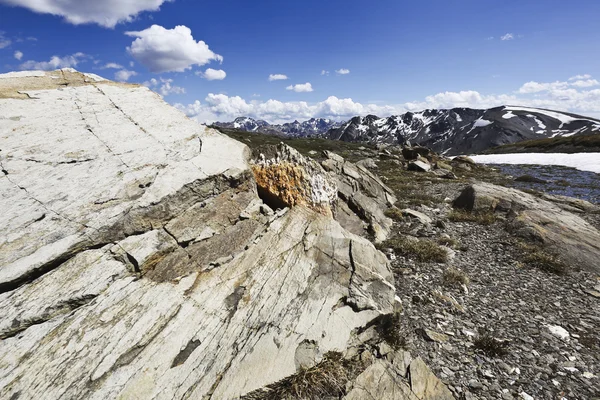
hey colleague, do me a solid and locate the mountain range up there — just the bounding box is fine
[214,117,343,137]
[215,106,600,155]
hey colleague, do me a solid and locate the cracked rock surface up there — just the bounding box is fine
[0,70,430,399]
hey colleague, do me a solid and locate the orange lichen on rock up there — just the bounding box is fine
[252,162,310,208]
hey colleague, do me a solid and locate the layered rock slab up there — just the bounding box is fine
[0,70,397,399]
[454,182,600,273]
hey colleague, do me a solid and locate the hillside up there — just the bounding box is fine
[483,134,600,154]
[327,106,600,155]
[214,116,342,137]
[1,70,599,400]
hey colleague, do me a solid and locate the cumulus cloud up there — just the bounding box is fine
[570,79,599,88]
[321,70,330,76]
[102,62,123,69]
[198,68,227,81]
[19,52,88,70]
[14,51,23,60]
[286,82,313,92]
[0,0,172,28]
[569,74,591,81]
[175,74,600,125]
[500,33,514,41]
[114,69,137,82]
[268,74,288,81]
[144,77,185,96]
[126,25,223,73]
[518,81,569,94]
[335,68,350,75]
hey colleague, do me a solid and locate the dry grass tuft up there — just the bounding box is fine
[442,267,470,287]
[517,242,569,275]
[438,236,460,249]
[448,209,497,225]
[384,207,404,221]
[241,352,363,400]
[379,236,448,263]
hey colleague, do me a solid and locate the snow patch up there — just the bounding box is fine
[502,111,517,119]
[505,106,597,129]
[469,153,600,174]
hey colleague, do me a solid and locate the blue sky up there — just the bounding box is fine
[1,0,599,123]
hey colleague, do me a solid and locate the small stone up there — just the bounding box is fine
[519,392,534,400]
[547,325,570,341]
[468,380,484,390]
[424,329,449,343]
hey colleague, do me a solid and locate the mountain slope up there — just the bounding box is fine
[215,117,343,137]
[327,106,600,155]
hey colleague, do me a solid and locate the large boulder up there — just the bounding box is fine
[0,70,398,399]
[454,182,600,273]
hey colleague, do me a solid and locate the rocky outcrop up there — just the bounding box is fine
[0,70,408,399]
[321,150,398,242]
[453,182,600,273]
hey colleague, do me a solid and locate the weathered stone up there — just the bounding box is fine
[403,147,431,161]
[403,209,433,225]
[0,70,399,400]
[453,182,600,273]
[408,160,432,172]
[344,360,419,400]
[424,329,449,343]
[409,357,454,400]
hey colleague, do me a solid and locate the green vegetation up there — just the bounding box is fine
[376,159,442,207]
[241,352,363,400]
[213,126,377,163]
[378,235,448,263]
[448,209,497,225]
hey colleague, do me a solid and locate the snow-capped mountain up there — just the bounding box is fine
[214,117,343,137]
[225,117,271,132]
[327,106,600,155]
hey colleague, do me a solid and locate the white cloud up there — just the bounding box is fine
[199,68,227,81]
[19,52,88,70]
[144,77,185,96]
[268,74,288,81]
[518,81,569,94]
[570,79,599,88]
[114,69,137,82]
[500,33,514,41]
[569,74,591,81]
[321,70,330,76]
[175,74,600,125]
[126,25,222,73]
[102,62,123,69]
[14,51,23,60]
[286,82,313,92]
[0,0,172,28]
[335,68,350,75]
[0,31,11,49]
